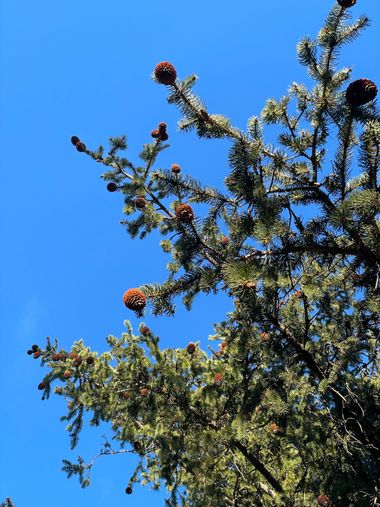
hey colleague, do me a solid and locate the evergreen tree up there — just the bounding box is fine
[1,499,16,507]
[31,1,379,505]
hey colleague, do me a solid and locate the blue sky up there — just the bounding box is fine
[1,1,379,506]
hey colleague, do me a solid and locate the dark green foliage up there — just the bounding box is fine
[33,3,380,506]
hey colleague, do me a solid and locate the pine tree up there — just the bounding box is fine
[1,499,16,507]
[32,2,379,505]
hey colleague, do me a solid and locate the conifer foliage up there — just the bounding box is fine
[31,2,379,505]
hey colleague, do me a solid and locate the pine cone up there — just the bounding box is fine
[74,357,82,367]
[123,289,147,312]
[270,422,282,434]
[158,122,167,133]
[159,132,169,141]
[63,370,71,379]
[346,79,377,106]
[139,387,150,397]
[76,142,87,152]
[125,486,133,495]
[186,342,196,354]
[38,381,47,390]
[175,203,194,224]
[220,236,229,247]
[140,325,151,336]
[213,372,224,386]
[107,182,118,192]
[135,197,147,210]
[133,441,142,451]
[317,495,330,507]
[171,163,181,174]
[86,356,95,365]
[33,351,41,359]
[337,0,356,7]
[154,62,177,85]
[151,129,160,138]
[32,344,39,352]
[71,136,80,146]
[52,353,62,361]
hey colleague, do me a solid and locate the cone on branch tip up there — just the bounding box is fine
[175,203,194,224]
[186,342,196,354]
[52,353,62,361]
[27,349,33,355]
[140,325,151,336]
[135,197,147,210]
[337,0,356,7]
[171,163,181,174]
[154,62,177,85]
[139,388,150,397]
[125,486,133,495]
[317,495,330,507]
[76,142,86,152]
[74,358,82,367]
[71,136,80,146]
[123,289,147,312]
[151,129,160,138]
[38,381,47,390]
[33,351,41,359]
[220,236,229,247]
[346,79,377,106]
[133,441,142,451]
[158,122,167,133]
[107,182,118,192]
[86,356,94,365]
[213,372,224,386]
[32,345,39,352]
[63,370,71,379]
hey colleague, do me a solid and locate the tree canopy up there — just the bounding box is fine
[28,1,379,505]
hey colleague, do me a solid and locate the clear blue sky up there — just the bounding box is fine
[1,1,379,506]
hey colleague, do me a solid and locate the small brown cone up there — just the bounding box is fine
[270,422,282,434]
[107,182,118,192]
[125,486,133,495]
[175,203,194,224]
[71,136,80,146]
[38,381,47,390]
[151,129,160,138]
[63,370,71,379]
[31,344,39,352]
[316,495,330,507]
[346,79,377,106]
[159,132,169,141]
[186,342,196,354]
[139,388,150,397]
[33,351,41,359]
[76,142,86,152]
[337,0,356,7]
[171,163,181,174]
[123,289,147,312]
[140,325,151,336]
[154,62,177,85]
[213,372,224,387]
[133,441,142,451]
[52,353,62,361]
[220,236,229,247]
[135,197,147,210]
[158,122,167,133]
[86,356,95,365]
[74,357,82,367]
